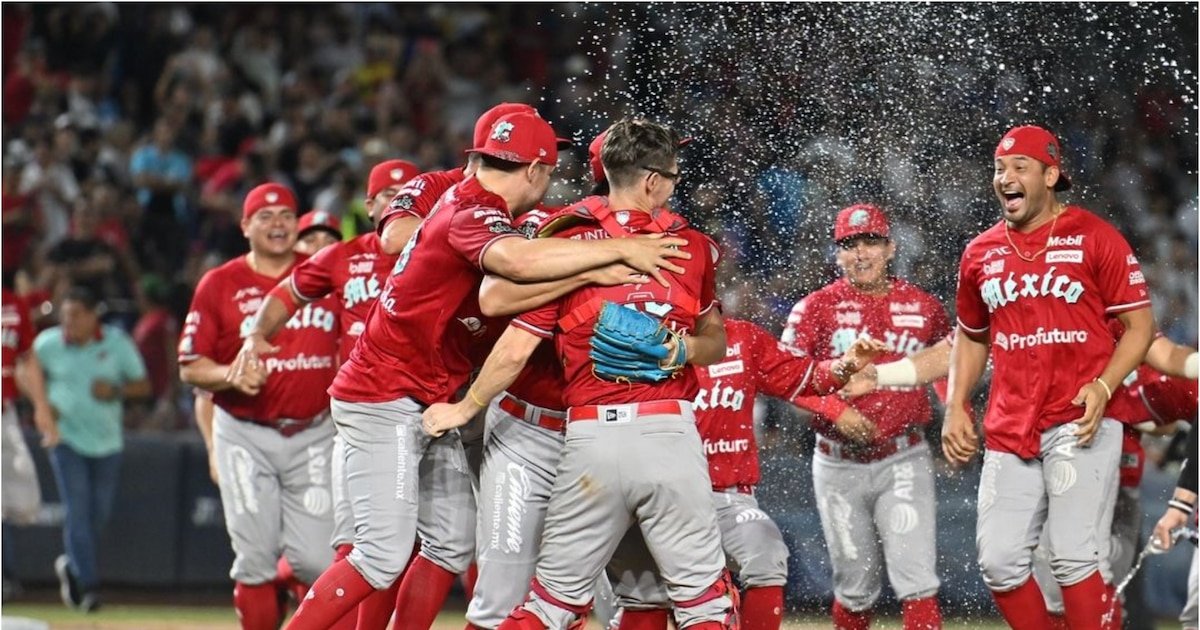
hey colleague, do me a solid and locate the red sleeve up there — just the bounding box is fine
[178,271,222,364]
[376,169,463,234]
[1092,221,1152,315]
[511,300,559,339]
[15,295,33,355]
[290,241,342,301]
[748,322,817,401]
[780,294,819,357]
[448,205,524,270]
[792,390,850,419]
[697,234,721,315]
[955,247,989,334]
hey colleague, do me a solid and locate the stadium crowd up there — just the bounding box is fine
[2,4,1195,434]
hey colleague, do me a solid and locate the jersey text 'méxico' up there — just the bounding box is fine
[330,177,522,405]
[2,289,33,402]
[956,206,1151,458]
[514,201,719,407]
[783,277,949,444]
[179,256,340,421]
[291,233,394,354]
[697,319,823,489]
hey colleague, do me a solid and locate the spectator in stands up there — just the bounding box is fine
[130,118,192,275]
[33,287,150,612]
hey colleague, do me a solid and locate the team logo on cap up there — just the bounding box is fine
[491,121,514,143]
[266,192,279,203]
[849,209,870,226]
[390,168,404,180]
[1045,143,1057,159]
[1001,137,1015,151]
[314,211,328,223]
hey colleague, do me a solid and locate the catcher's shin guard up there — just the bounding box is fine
[674,569,739,629]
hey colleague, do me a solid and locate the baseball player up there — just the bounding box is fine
[2,286,52,598]
[780,203,948,630]
[856,329,1199,628]
[1151,422,1198,630]
[179,183,343,630]
[295,211,345,256]
[591,317,884,630]
[284,112,692,630]
[227,159,418,625]
[408,128,668,630]
[943,125,1155,630]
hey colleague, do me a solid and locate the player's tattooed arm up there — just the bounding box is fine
[482,233,689,287]
[1143,335,1198,379]
[477,264,645,317]
[942,329,988,465]
[1074,306,1155,445]
[422,324,541,437]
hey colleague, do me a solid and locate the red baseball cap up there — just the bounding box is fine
[995,125,1071,191]
[367,159,420,199]
[467,111,569,166]
[243,183,297,220]
[473,103,537,149]
[834,203,890,242]
[587,128,693,184]
[297,210,342,240]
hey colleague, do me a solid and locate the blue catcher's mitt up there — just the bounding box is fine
[590,301,687,383]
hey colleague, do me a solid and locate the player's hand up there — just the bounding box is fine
[841,337,887,374]
[833,408,878,444]
[586,263,649,287]
[613,234,691,288]
[227,334,277,395]
[941,403,979,466]
[1071,380,1110,446]
[422,401,475,437]
[34,405,59,448]
[840,364,878,399]
[1152,506,1190,551]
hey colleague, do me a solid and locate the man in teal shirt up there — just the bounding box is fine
[34,287,150,612]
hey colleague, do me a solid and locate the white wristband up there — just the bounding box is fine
[1185,352,1198,379]
[875,358,918,387]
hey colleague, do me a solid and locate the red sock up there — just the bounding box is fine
[393,554,458,630]
[234,582,282,630]
[832,600,871,630]
[333,544,353,563]
[901,596,941,629]
[356,581,401,630]
[1103,582,1122,629]
[288,580,309,605]
[685,624,727,630]
[741,586,784,630]
[463,562,480,601]
[1060,571,1110,630]
[991,578,1053,629]
[1049,613,1070,630]
[286,558,376,630]
[277,557,295,585]
[497,608,548,630]
[617,608,670,630]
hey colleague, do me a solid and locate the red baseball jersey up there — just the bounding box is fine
[956,205,1152,457]
[330,176,524,405]
[179,256,341,421]
[376,168,466,234]
[696,318,826,489]
[782,277,950,444]
[442,293,509,395]
[290,232,394,354]
[513,198,719,407]
[2,289,33,402]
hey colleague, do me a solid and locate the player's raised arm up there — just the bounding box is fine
[1143,335,1199,379]
[482,231,688,287]
[477,264,645,318]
